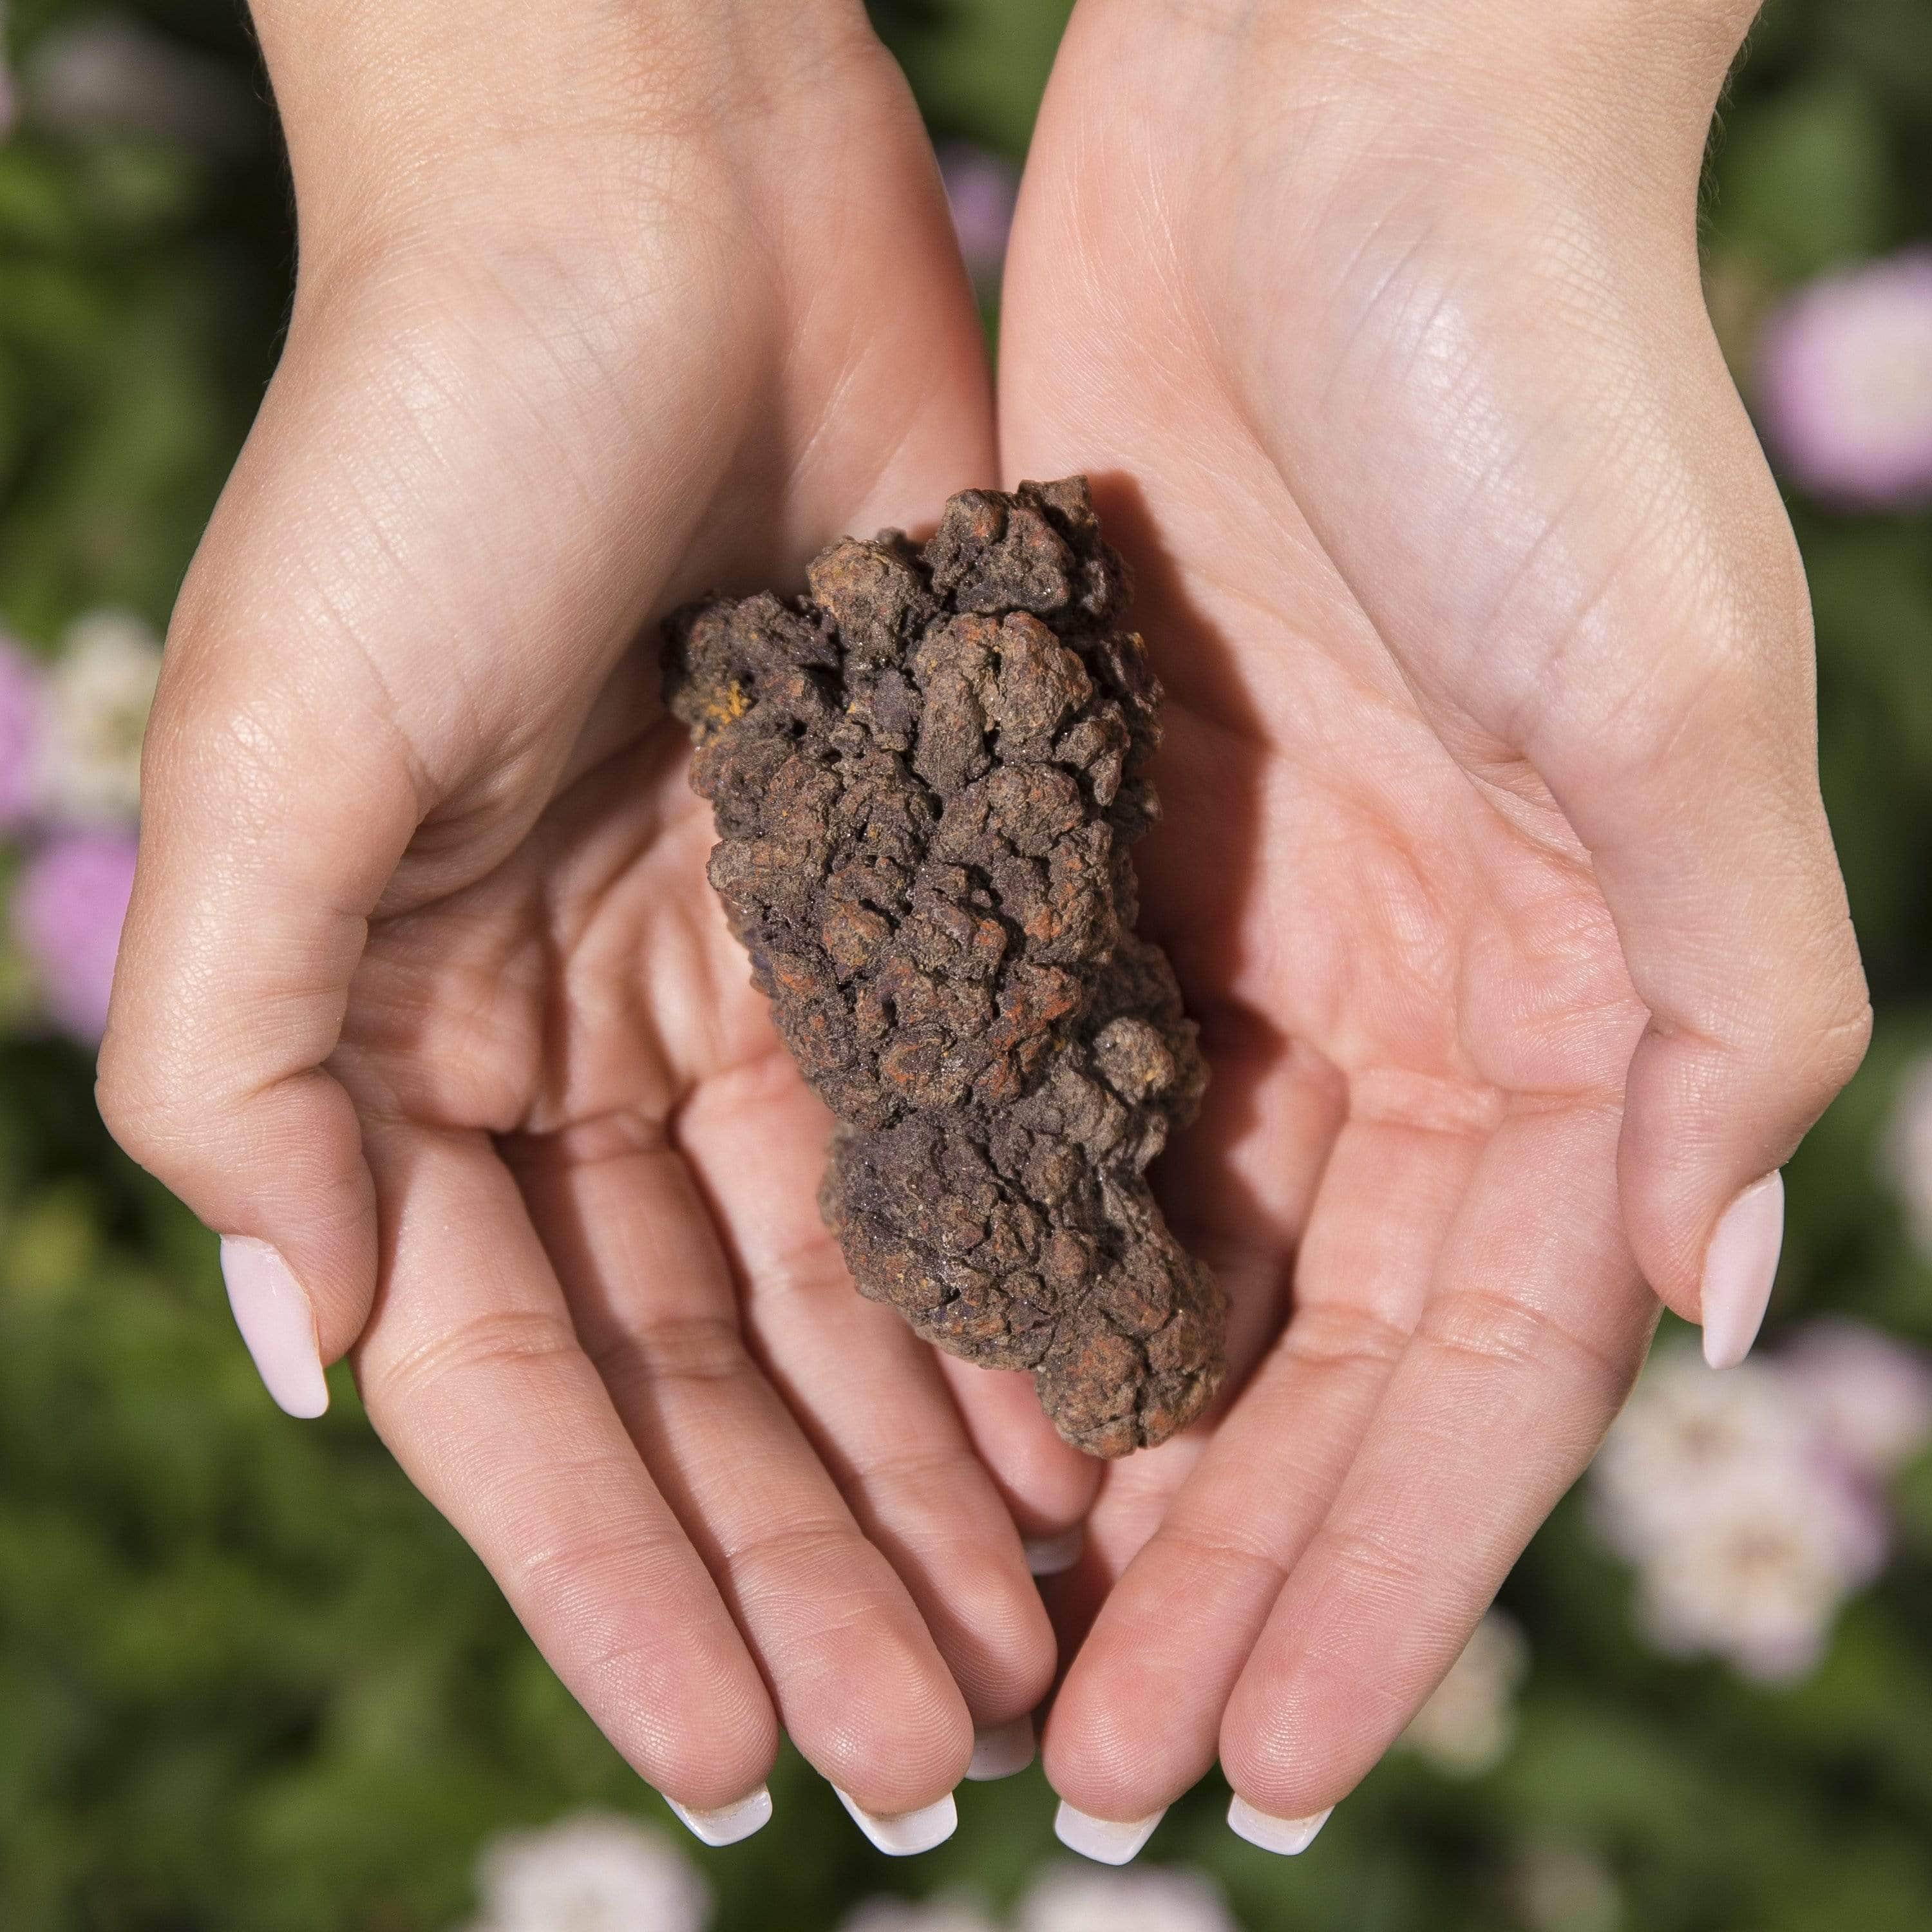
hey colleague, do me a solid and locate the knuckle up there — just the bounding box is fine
[1315,1520,1426,1606]
[1421,1285,1636,1410]
[511,1511,678,1604]
[1273,1300,1412,1381]
[583,1313,752,1401]
[93,1037,194,1176]
[1803,997,1875,1106]
[725,1518,872,1596]
[1160,1518,1292,1590]
[370,1305,582,1409]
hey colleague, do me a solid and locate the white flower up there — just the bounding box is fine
[461,1813,710,1932]
[1782,1318,1932,1482]
[1014,1864,1238,1932]
[1509,1845,1623,1932]
[1632,1457,1886,1682]
[1400,1610,1529,1777]
[41,611,161,824]
[1880,1052,1932,1260]
[838,1899,1002,1932]
[1589,1345,1815,1562]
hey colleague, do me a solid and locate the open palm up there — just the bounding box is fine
[992,0,1867,1843]
[104,15,1055,1841]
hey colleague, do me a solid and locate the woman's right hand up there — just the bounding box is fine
[97,0,1074,1847]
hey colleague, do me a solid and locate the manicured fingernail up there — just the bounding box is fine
[664,1785,772,1846]
[833,1786,958,1855]
[1054,1801,1165,1864]
[1025,1526,1084,1577]
[967,1717,1036,1781]
[219,1237,328,1417]
[1700,1172,1785,1370]
[1227,1795,1332,1855]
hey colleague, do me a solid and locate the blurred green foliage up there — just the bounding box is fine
[3,0,1931,1926]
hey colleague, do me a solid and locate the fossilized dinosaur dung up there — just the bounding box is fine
[663,477,1224,1456]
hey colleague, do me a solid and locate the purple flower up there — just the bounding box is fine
[12,827,138,1042]
[938,142,1019,296]
[0,634,46,833]
[1756,250,1932,509]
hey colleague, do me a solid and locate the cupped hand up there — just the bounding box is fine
[97,0,1069,1841]
[992,0,1871,1849]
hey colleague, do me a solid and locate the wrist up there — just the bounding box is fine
[251,0,878,254]
[1126,0,1759,108]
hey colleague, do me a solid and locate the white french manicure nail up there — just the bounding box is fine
[1025,1527,1084,1577]
[1054,1801,1165,1864]
[219,1237,328,1417]
[967,1717,1036,1781]
[1227,1796,1332,1855]
[664,1785,773,1846]
[834,1786,958,1856]
[1700,1172,1785,1370]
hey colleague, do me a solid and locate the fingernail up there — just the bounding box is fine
[1024,1526,1084,1577]
[219,1237,328,1417]
[967,1716,1036,1781]
[1700,1172,1785,1370]
[833,1786,958,1856]
[664,1785,772,1847]
[1053,1801,1165,1864]
[1227,1795,1332,1855]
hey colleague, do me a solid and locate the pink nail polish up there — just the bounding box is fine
[1700,1173,1785,1370]
[220,1238,328,1417]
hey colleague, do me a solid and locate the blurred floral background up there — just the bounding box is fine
[3,0,1931,1926]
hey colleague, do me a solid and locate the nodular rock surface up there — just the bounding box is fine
[663,477,1224,1456]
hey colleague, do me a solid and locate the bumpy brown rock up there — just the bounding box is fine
[663,478,1224,1455]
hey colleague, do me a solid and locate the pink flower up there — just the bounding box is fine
[1633,1457,1887,1682]
[0,634,45,833]
[1591,1331,1916,1683]
[938,142,1019,296]
[11,828,138,1042]
[1783,1318,1932,1482]
[1756,250,1932,509]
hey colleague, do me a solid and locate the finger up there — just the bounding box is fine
[509,1115,978,1824]
[1042,1114,1478,1837]
[1219,1101,1655,1833]
[679,1050,1059,1743]
[351,1120,780,1816]
[934,1357,1102,1570]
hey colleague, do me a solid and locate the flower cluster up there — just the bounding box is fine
[838,1864,1239,1932]
[459,1814,712,1932]
[0,612,159,1043]
[1590,1325,1932,1681]
[457,1816,1244,1932]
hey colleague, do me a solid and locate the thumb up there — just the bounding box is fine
[98,250,707,1412]
[99,620,412,1415]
